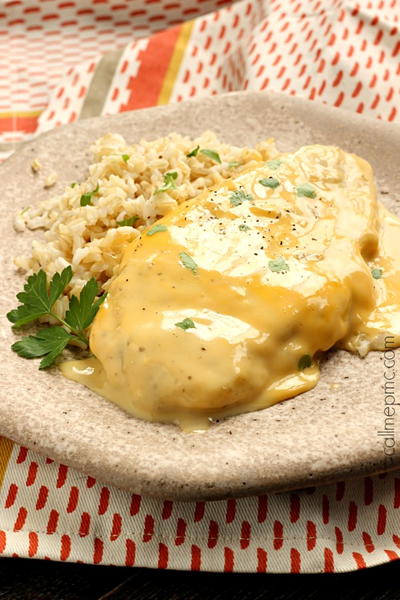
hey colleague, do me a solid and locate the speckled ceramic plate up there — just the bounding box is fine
[1,92,399,500]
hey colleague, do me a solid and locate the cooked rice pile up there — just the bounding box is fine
[15,131,278,316]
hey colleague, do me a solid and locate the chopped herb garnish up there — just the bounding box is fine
[186,146,221,163]
[200,149,221,164]
[80,183,99,207]
[187,145,200,157]
[121,154,130,163]
[298,354,312,370]
[266,159,282,170]
[175,318,196,330]
[117,215,139,227]
[371,268,383,279]
[239,224,250,231]
[7,267,107,369]
[146,224,167,236]
[228,161,242,168]
[70,182,77,188]
[230,189,253,207]
[155,171,178,194]
[179,252,198,274]
[268,257,289,272]
[296,183,316,199]
[259,177,280,189]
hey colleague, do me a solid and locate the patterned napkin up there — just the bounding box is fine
[1,0,399,572]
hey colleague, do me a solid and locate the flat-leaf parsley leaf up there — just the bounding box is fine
[7,267,72,327]
[11,327,73,370]
[65,278,106,332]
[48,267,74,308]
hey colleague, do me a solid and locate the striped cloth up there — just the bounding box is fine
[1,0,399,573]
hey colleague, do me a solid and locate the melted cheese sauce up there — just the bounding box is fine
[61,145,400,431]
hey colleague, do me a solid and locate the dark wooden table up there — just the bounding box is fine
[0,558,399,599]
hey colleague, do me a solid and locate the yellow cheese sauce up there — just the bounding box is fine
[60,145,400,431]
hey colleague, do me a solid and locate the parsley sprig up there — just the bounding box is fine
[7,267,107,369]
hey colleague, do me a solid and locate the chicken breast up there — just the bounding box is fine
[61,145,400,430]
